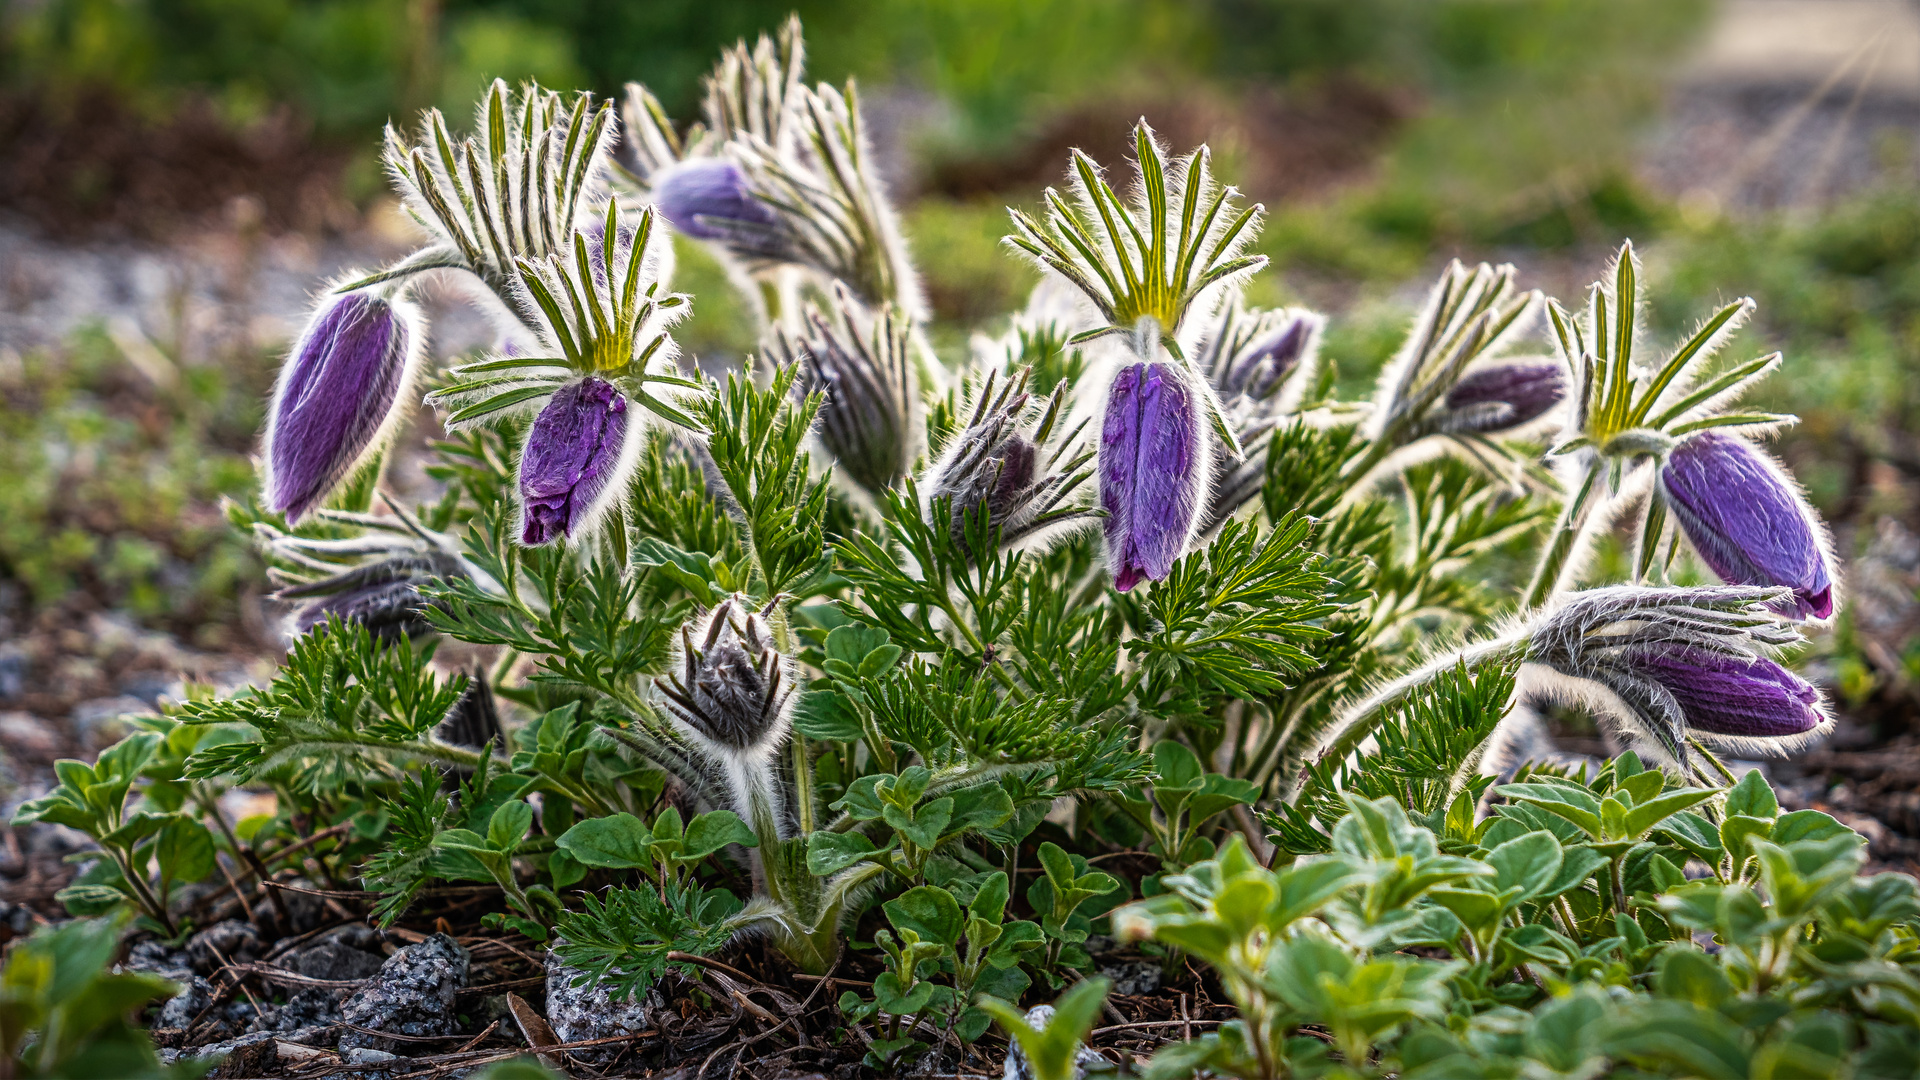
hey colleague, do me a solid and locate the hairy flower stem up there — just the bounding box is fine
[1299,638,1529,797]
[1523,459,1604,609]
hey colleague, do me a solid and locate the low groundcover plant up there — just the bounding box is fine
[6,16,1917,1079]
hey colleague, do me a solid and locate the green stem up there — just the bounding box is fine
[1523,458,1603,609]
[110,846,176,938]
[1688,738,1740,788]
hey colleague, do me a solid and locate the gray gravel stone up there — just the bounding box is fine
[544,947,655,1064]
[336,933,469,1053]
[187,919,263,975]
[1098,959,1162,997]
[1002,1004,1112,1080]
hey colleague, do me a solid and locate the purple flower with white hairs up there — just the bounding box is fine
[653,158,781,246]
[1514,584,1828,763]
[1101,362,1206,592]
[264,291,419,523]
[1442,361,1566,434]
[1658,431,1834,620]
[1625,647,1824,740]
[518,377,633,545]
[1196,305,1323,533]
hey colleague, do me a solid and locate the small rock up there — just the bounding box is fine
[341,1045,409,1080]
[0,902,38,944]
[291,938,387,982]
[158,975,214,1029]
[1003,1004,1112,1080]
[124,940,194,982]
[545,947,655,1064]
[252,877,325,932]
[0,645,27,699]
[1098,960,1161,997]
[0,712,56,756]
[187,919,263,975]
[336,933,469,1053]
[163,1030,280,1077]
[70,694,154,746]
[264,986,348,1033]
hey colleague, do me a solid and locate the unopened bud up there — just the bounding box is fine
[1440,361,1566,434]
[652,158,784,254]
[1658,431,1835,620]
[265,291,421,523]
[923,371,1093,552]
[1101,361,1206,592]
[657,596,796,755]
[518,377,634,546]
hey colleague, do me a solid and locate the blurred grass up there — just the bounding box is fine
[0,332,266,646]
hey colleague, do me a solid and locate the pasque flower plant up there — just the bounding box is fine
[29,19,1911,1080]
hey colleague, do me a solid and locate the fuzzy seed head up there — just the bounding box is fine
[656,596,796,754]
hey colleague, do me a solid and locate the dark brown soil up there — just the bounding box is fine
[0,87,359,241]
[920,76,1415,204]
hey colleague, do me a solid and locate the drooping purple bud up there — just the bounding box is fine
[653,158,779,242]
[1100,362,1205,592]
[769,289,915,498]
[1441,362,1566,434]
[292,580,434,642]
[276,551,464,644]
[518,377,632,545]
[264,292,417,523]
[1626,647,1824,739]
[1216,318,1313,401]
[1659,431,1834,620]
[923,371,1094,553]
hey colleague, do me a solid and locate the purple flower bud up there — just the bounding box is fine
[518,377,632,545]
[1215,318,1313,401]
[1100,362,1205,592]
[264,292,417,523]
[1442,361,1566,433]
[1659,431,1834,620]
[653,158,778,242]
[277,551,464,644]
[292,579,435,643]
[923,373,1094,553]
[1626,647,1824,739]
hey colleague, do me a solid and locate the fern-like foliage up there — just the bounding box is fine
[178,618,469,784]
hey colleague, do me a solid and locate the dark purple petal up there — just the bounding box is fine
[653,159,777,241]
[265,293,411,522]
[519,377,631,545]
[1661,431,1834,620]
[1443,362,1566,432]
[1101,362,1203,592]
[1630,647,1823,738]
[294,579,436,643]
[1220,317,1312,400]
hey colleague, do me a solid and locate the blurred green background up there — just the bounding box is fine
[7,0,1920,711]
